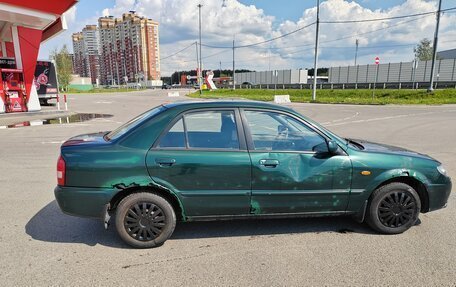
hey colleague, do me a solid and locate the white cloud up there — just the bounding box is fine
[40,0,456,75]
[267,0,454,68]
[153,0,455,75]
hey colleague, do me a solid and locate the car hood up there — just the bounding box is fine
[352,139,437,161]
[62,132,109,147]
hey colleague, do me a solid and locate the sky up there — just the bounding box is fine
[39,0,456,76]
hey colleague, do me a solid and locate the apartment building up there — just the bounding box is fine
[71,25,100,85]
[98,11,160,85]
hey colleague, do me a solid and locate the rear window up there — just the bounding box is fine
[105,105,167,141]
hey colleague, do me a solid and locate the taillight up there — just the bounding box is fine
[57,155,66,186]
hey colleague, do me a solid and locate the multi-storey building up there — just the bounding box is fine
[71,25,100,85]
[73,12,160,86]
[72,32,85,77]
[98,11,160,85]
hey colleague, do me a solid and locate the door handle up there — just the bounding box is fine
[259,159,279,168]
[155,158,176,167]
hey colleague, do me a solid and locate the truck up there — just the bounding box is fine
[34,60,58,105]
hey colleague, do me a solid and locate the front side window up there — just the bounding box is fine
[244,110,326,152]
[157,110,240,150]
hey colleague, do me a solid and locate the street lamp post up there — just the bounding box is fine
[354,39,359,66]
[232,38,235,90]
[428,0,442,92]
[197,3,203,94]
[312,0,320,101]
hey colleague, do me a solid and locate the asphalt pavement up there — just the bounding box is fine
[0,89,455,286]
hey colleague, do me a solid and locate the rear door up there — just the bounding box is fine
[146,109,252,217]
[242,109,352,214]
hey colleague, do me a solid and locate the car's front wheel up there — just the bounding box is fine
[115,192,176,248]
[366,182,421,234]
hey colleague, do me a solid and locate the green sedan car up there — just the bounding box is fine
[55,101,451,248]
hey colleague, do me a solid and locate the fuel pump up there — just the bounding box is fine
[0,69,27,113]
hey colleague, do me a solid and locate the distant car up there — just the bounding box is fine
[55,101,451,248]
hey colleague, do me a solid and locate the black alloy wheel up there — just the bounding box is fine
[124,202,166,241]
[377,191,416,228]
[366,182,421,234]
[115,192,176,248]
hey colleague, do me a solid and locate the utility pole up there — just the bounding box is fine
[428,0,442,92]
[195,41,199,87]
[232,38,236,90]
[354,39,359,66]
[312,0,320,101]
[219,61,222,76]
[412,57,418,89]
[198,3,203,94]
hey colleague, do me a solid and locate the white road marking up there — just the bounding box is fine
[41,141,65,144]
[325,110,456,127]
[321,112,360,125]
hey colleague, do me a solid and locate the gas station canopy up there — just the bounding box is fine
[0,0,78,114]
[0,0,78,42]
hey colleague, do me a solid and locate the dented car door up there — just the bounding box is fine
[242,109,352,214]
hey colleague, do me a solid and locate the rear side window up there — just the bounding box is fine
[157,118,185,148]
[157,110,240,150]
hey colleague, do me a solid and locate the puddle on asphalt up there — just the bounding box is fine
[0,113,113,129]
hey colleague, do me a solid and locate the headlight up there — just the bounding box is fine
[437,165,447,176]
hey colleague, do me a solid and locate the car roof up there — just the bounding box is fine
[163,100,295,113]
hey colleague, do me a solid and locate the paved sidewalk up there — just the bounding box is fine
[0,108,74,126]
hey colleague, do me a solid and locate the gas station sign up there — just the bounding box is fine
[34,61,58,95]
[0,58,16,69]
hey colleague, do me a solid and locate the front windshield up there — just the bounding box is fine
[105,105,167,141]
[298,113,346,144]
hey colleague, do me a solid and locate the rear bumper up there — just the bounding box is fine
[426,180,452,212]
[39,95,57,99]
[54,186,115,218]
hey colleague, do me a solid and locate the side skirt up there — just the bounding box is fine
[186,210,356,222]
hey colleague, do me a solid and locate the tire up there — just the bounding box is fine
[115,192,176,248]
[366,182,421,234]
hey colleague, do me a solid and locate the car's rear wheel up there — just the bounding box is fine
[115,192,176,248]
[366,182,421,234]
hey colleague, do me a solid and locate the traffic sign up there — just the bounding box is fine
[375,56,380,65]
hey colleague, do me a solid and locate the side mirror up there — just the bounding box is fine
[277,125,288,136]
[327,140,339,154]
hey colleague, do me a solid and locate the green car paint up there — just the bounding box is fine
[248,151,352,213]
[146,150,252,216]
[54,101,451,224]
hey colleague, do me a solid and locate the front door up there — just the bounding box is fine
[146,109,251,217]
[242,109,352,214]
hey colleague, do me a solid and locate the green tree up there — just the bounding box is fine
[414,38,433,61]
[50,45,73,91]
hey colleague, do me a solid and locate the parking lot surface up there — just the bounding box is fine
[1,89,455,286]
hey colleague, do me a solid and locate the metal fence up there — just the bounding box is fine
[328,59,456,84]
[234,69,308,85]
[218,81,456,90]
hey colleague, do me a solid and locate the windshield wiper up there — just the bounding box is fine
[345,138,364,150]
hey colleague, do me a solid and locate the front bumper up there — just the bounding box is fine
[426,179,452,212]
[54,186,115,218]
